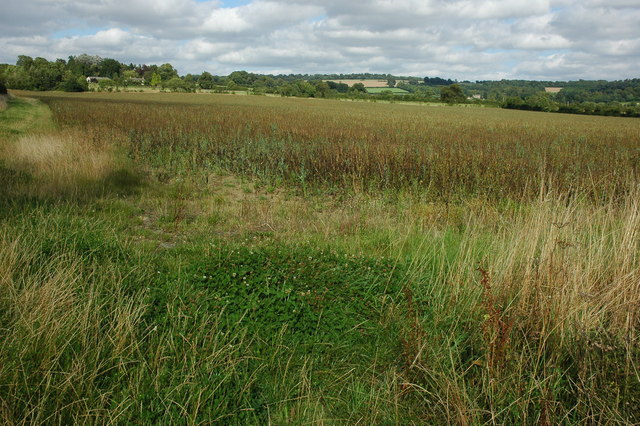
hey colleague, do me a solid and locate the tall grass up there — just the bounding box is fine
[1,129,142,200]
[397,189,640,423]
[0,221,143,423]
[6,131,115,197]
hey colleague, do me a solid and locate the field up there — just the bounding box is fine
[365,88,410,95]
[1,90,639,424]
[323,79,392,88]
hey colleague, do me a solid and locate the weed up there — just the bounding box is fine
[476,266,513,372]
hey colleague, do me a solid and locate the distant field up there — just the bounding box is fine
[2,90,639,424]
[365,87,409,94]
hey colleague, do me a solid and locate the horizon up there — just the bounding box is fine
[3,54,638,84]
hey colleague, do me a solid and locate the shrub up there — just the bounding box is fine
[60,76,88,92]
[98,78,117,90]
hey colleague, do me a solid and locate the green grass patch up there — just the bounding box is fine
[152,244,405,346]
[0,97,54,138]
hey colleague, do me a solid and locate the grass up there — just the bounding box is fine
[0,92,638,423]
[0,97,53,138]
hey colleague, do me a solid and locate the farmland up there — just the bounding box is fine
[323,79,399,88]
[365,88,410,95]
[1,90,639,424]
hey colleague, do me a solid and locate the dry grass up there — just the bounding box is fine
[488,191,639,339]
[4,130,119,198]
[438,188,640,341]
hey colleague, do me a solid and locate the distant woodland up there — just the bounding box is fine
[1,54,639,117]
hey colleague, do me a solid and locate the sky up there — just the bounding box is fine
[1,0,639,81]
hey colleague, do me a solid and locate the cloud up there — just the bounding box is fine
[0,0,638,80]
[450,0,551,19]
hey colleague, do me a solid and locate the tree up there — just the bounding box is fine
[122,69,137,80]
[162,77,194,92]
[4,65,33,90]
[156,63,178,81]
[183,74,198,85]
[28,57,65,91]
[313,81,331,97]
[228,70,258,86]
[60,74,88,92]
[16,55,34,70]
[296,81,316,97]
[0,76,7,95]
[150,73,161,87]
[75,54,102,68]
[99,58,122,79]
[327,81,349,93]
[351,82,366,93]
[379,89,394,100]
[198,71,214,89]
[440,84,466,103]
[254,76,277,90]
[525,93,559,112]
[502,96,525,109]
[387,78,396,88]
[424,76,455,86]
[277,83,300,97]
[141,64,158,83]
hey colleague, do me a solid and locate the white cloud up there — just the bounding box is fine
[0,0,638,80]
[451,0,551,19]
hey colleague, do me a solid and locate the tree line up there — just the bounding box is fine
[1,54,638,117]
[502,93,640,117]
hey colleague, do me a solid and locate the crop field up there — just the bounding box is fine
[1,90,639,424]
[365,88,410,95]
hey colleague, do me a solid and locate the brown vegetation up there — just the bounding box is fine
[27,91,640,202]
[5,130,119,198]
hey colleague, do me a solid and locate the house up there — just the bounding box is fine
[86,76,111,83]
[127,77,145,85]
